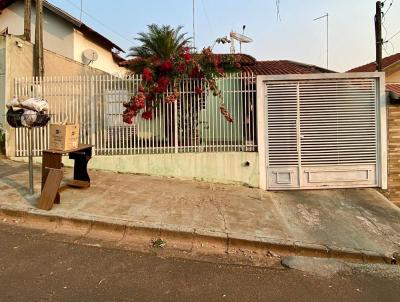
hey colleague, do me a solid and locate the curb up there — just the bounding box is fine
[0,206,395,266]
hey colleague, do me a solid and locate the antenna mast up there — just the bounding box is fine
[80,0,83,21]
[314,13,329,69]
[192,0,196,49]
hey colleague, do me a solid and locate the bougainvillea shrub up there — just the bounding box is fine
[123,46,240,125]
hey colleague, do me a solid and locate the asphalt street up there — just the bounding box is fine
[0,223,399,302]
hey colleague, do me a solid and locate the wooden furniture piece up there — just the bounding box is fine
[37,168,63,211]
[38,144,93,210]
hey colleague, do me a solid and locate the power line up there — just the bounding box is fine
[59,0,134,46]
[386,29,400,42]
[201,0,214,40]
[383,0,394,17]
[275,0,281,21]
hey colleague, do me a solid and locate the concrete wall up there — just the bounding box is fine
[13,152,260,187]
[388,101,400,206]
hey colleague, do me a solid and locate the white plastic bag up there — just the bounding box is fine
[21,110,37,127]
[20,98,49,112]
[6,97,21,109]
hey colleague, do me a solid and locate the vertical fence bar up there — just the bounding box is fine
[90,76,96,154]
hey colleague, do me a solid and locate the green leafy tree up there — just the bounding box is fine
[129,24,191,60]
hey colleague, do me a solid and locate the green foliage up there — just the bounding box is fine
[129,24,191,60]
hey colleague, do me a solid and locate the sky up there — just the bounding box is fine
[48,0,400,72]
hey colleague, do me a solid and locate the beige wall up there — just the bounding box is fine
[385,61,400,83]
[0,0,74,59]
[386,68,400,83]
[0,0,127,75]
[1,35,111,156]
[6,36,107,80]
[73,30,126,75]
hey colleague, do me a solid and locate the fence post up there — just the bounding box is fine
[174,99,178,153]
[90,76,96,155]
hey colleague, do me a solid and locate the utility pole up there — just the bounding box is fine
[24,0,31,41]
[34,0,44,77]
[375,1,383,71]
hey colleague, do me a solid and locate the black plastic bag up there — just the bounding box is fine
[6,108,23,128]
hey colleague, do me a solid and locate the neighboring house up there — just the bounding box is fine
[348,52,400,100]
[0,0,126,74]
[349,53,400,205]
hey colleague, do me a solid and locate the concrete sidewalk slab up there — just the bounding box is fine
[0,158,399,263]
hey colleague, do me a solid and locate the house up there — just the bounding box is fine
[0,0,126,74]
[4,50,387,195]
[349,53,400,205]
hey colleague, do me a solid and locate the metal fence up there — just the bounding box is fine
[13,73,257,157]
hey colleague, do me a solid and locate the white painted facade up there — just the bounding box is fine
[0,0,126,74]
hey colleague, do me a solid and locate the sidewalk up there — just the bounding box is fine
[1,157,400,263]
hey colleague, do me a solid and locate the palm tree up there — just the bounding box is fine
[129,24,191,60]
[129,24,194,147]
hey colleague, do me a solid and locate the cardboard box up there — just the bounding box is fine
[49,123,80,151]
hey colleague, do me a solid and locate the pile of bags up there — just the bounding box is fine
[6,97,50,128]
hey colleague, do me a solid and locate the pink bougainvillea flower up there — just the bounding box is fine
[123,109,135,124]
[159,60,173,72]
[155,76,170,93]
[141,109,153,120]
[166,92,179,103]
[183,53,191,62]
[195,87,204,95]
[220,103,234,123]
[176,62,187,73]
[142,67,153,82]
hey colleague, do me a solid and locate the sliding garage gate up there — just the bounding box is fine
[265,76,385,190]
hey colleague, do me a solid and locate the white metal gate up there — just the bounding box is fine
[266,78,380,189]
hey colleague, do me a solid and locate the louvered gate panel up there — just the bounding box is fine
[267,83,298,165]
[266,83,300,188]
[266,78,378,190]
[299,79,377,165]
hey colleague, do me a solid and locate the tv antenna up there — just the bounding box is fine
[80,0,83,21]
[229,26,253,54]
[314,13,329,69]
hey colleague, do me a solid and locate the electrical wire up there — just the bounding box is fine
[201,0,215,39]
[381,0,397,54]
[275,0,281,21]
[58,0,134,46]
[383,0,394,17]
[386,29,400,42]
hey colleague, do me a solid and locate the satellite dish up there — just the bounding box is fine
[229,31,253,54]
[230,32,253,43]
[82,49,99,65]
